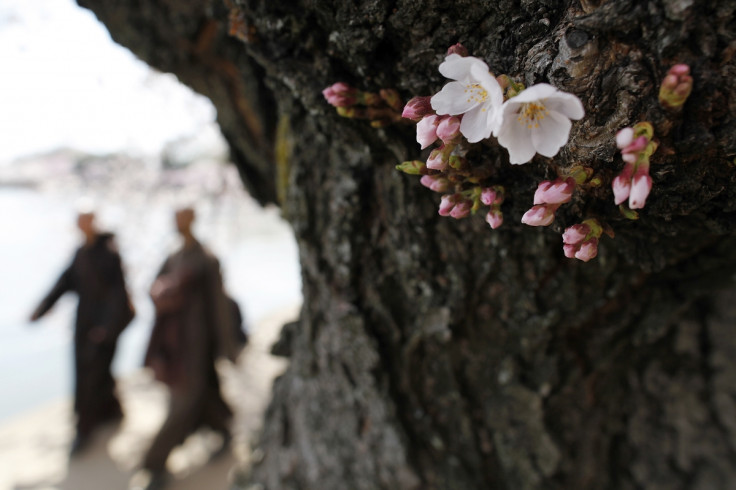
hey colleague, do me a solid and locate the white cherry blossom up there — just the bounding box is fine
[495,84,584,164]
[430,54,504,143]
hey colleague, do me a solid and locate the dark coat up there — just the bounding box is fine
[144,240,240,387]
[142,240,241,471]
[33,232,134,436]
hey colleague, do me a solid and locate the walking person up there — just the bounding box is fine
[136,207,241,490]
[30,210,135,455]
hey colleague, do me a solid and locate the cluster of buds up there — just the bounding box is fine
[398,57,507,229]
[658,64,693,110]
[398,155,507,226]
[521,177,576,226]
[322,82,404,127]
[562,219,604,262]
[439,193,473,219]
[613,122,657,211]
[403,96,463,159]
[521,164,597,227]
[437,186,506,224]
[480,186,505,229]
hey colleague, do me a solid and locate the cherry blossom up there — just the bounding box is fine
[430,54,504,143]
[495,84,584,164]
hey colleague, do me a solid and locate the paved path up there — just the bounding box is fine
[0,306,297,490]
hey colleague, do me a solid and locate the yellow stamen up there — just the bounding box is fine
[517,102,549,129]
[465,83,489,104]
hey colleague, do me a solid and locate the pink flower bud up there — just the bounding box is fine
[661,74,679,91]
[436,116,461,143]
[562,223,590,245]
[446,43,469,57]
[622,152,637,164]
[670,64,690,77]
[629,173,652,209]
[438,194,455,216]
[574,238,599,262]
[426,146,448,171]
[521,205,557,227]
[615,128,634,149]
[622,135,648,154]
[485,209,503,229]
[533,177,575,205]
[659,64,693,109]
[563,243,578,258]
[480,188,497,206]
[420,175,449,193]
[449,200,471,219]
[322,82,357,107]
[416,115,440,149]
[402,96,434,121]
[612,174,632,205]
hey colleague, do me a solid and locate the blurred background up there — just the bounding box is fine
[0,0,301,487]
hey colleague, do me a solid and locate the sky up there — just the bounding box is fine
[0,0,303,421]
[0,0,216,163]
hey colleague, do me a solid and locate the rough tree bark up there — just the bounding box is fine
[76,1,736,488]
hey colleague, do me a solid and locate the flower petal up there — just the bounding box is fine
[497,119,536,164]
[431,81,478,115]
[416,114,439,149]
[612,175,631,204]
[439,54,488,81]
[531,110,571,158]
[459,105,493,143]
[470,63,503,102]
[543,92,585,120]
[509,83,559,103]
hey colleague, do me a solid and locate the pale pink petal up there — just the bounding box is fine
[575,239,598,262]
[542,92,585,120]
[431,81,478,116]
[508,83,559,103]
[670,64,690,76]
[629,174,652,209]
[485,209,503,229]
[622,153,637,164]
[497,120,536,164]
[521,205,555,226]
[450,201,471,219]
[438,195,454,216]
[535,178,574,205]
[563,243,578,258]
[436,116,461,143]
[531,110,572,158]
[623,135,648,154]
[416,115,439,149]
[426,149,447,170]
[562,224,589,245]
[615,128,634,149]
[470,64,504,105]
[533,181,553,205]
[612,175,631,205]
[438,54,488,81]
[480,188,497,206]
[459,105,494,143]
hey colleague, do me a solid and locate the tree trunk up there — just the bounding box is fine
[76,0,736,488]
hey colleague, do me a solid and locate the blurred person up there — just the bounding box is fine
[136,207,242,490]
[30,209,135,455]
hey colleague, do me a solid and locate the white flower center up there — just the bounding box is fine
[517,101,549,129]
[464,83,489,106]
